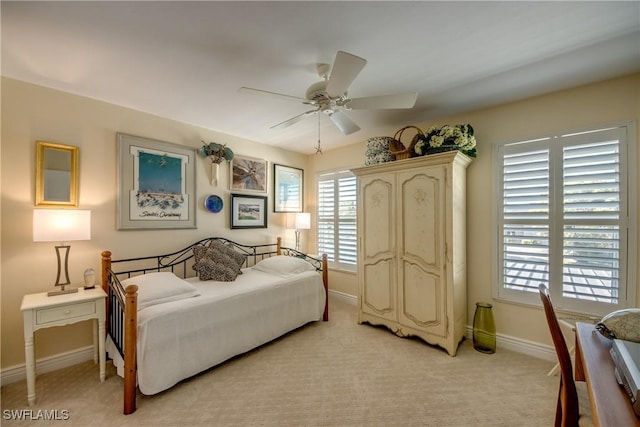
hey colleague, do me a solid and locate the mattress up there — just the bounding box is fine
[106,267,325,394]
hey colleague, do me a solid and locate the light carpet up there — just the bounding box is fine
[1,297,557,426]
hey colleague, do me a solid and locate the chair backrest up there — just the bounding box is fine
[539,284,579,427]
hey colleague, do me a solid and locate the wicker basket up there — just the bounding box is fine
[389,126,425,160]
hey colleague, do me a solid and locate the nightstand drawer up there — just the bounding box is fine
[36,301,96,325]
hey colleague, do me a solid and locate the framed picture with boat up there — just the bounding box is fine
[230,193,267,229]
[117,133,196,229]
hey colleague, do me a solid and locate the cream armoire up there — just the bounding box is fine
[351,151,471,356]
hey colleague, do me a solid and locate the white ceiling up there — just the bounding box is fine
[3,1,640,154]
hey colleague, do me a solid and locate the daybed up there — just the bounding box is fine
[101,237,328,415]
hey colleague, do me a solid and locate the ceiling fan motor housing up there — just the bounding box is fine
[306,81,348,114]
[305,81,329,102]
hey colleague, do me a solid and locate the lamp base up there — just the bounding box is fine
[47,285,78,297]
[295,230,301,252]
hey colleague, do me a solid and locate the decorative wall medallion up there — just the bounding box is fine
[204,195,224,213]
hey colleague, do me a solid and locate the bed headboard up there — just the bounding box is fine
[104,237,327,283]
[104,237,284,280]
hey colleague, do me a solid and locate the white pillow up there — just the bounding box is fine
[252,255,317,277]
[121,272,200,310]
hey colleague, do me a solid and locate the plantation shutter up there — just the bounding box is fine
[317,170,357,271]
[317,177,336,261]
[561,135,623,305]
[497,126,632,315]
[500,146,551,295]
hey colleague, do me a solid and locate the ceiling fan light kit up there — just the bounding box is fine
[241,50,418,146]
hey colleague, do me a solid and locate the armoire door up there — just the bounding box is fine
[396,166,447,337]
[359,173,397,322]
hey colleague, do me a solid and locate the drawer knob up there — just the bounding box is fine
[64,310,71,315]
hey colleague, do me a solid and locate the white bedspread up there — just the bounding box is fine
[106,267,325,395]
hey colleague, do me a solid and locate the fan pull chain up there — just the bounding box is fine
[315,113,323,155]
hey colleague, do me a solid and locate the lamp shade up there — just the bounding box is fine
[286,212,310,230]
[33,209,91,242]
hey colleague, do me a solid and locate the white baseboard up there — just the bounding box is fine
[328,289,357,305]
[464,325,556,362]
[332,291,556,362]
[0,345,95,386]
[2,298,557,386]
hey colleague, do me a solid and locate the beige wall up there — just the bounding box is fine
[2,74,639,370]
[1,78,308,368]
[305,142,364,297]
[306,73,640,347]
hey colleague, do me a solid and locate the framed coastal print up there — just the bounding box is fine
[117,133,196,229]
[230,155,267,193]
[273,164,303,213]
[230,194,267,229]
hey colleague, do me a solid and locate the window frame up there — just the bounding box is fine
[493,121,637,316]
[316,168,358,273]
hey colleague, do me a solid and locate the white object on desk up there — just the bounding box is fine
[20,287,107,406]
[83,268,96,289]
[611,338,640,416]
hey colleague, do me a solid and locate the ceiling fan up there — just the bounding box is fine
[240,51,418,136]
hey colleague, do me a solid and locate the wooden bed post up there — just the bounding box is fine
[123,285,138,415]
[322,254,329,321]
[101,251,112,336]
[276,236,282,255]
[101,251,112,294]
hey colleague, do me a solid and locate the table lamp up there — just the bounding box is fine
[33,209,91,296]
[286,212,310,251]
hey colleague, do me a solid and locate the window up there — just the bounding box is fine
[495,124,636,315]
[317,170,357,271]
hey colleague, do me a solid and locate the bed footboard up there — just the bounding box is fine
[276,237,329,322]
[102,237,329,415]
[101,251,138,415]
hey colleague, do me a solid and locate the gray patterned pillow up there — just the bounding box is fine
[193,241,246,281]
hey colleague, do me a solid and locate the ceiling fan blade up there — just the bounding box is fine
[325,51,367,98]
[270,109,318,130]
[347,92,418,110]
[329,110,360,135]
[240,87,307,103]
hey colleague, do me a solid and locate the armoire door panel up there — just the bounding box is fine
[399,170,445,269]
[362,176,394,258]
[362,259,396,320]
[399,261,446,336]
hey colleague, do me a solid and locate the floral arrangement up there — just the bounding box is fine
[199,141,234,164]
[413,124,477,158]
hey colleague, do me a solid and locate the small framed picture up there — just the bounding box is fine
[230,155,267,193]
[230,194,268,229]
[273,164,303,213]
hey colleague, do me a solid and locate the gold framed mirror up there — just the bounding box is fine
[35,141,79,207]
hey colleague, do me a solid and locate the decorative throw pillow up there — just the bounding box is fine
[595,308,640,342]
[193,240,246,281]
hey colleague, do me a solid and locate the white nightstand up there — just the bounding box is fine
[20,287,107,406]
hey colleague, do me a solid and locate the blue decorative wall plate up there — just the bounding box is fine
[204,195,223,213]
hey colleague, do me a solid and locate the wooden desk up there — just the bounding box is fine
[574,322,639,426]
